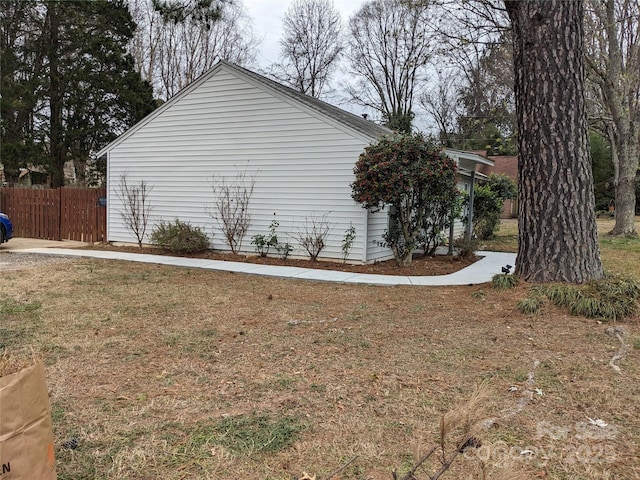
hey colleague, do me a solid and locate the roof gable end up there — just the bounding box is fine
[96,60,390,158]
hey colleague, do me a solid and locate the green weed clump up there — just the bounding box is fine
[517,296,545,315]
[524,276,640,321]
[151,219,210,254]
[491,273,518,290]
[211,414,304,455]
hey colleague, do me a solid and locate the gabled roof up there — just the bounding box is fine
[224,61,392,140]
[96,60,391,157]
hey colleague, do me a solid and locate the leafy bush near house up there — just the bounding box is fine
[151,219,210,254]
[469,173,516,240]
[351,133,460,266]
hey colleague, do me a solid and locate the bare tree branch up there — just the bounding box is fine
[270,0,343,98]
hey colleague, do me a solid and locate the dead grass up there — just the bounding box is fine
[1,244,639,479]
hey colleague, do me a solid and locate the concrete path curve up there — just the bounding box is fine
[9,244,516,286]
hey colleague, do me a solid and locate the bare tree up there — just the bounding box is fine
[585,0,640,236]
[345,0,435,132]
[116,174,153,248]
[505,0,604,282]
[419,70,461,146]
[271,0,343,98]
[129,0,258,100]
[434,3,515,153]
[208,171,256,254]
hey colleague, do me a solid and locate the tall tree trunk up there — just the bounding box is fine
[610,139,639,235]
[505,0,604,283]
[600,0,638,236]
[48,1,65,188]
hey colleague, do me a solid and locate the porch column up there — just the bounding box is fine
[465,170,476,242]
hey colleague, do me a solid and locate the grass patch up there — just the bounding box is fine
[524,276,640,321]
[0,297,43,349]
[517,295,544,314]
[0,297,42,315]
[207,414,304,455]
[491,273,518,290]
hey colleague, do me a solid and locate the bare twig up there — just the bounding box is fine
[397,445,438,480]
[292,212,332,261]
[116,174,153,248]
[208,170,256,254]
[324,455,358,480]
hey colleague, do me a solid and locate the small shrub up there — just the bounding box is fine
[342,223,356,263]
[208,171,255,254]
[276,242,293,260]
[454,237,480,260]
[251,220,280,257]
[471,290,486,300]
[151,219,210,254]
[292,213,332,261]
[491,273,518,290]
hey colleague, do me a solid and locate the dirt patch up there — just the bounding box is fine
[0,251,74,271]
[83,244,477,276]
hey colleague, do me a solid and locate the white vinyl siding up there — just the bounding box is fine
[106,67,378,262]
[366,207,394,262]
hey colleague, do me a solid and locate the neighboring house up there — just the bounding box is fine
[0,161,77,187]
[96,60,492,263]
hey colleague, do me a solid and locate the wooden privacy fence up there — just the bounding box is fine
[0,187,107,242]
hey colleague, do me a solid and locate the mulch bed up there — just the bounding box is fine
[83,244,478,276]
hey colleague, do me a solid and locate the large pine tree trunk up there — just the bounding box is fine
[505,0,604,283]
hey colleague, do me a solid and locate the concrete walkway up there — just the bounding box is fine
[9,242,516,286]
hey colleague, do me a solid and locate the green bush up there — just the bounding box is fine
[251,221,280,257]
[151,219,210,254]
[468,173,517,240]
[351,133,460,266]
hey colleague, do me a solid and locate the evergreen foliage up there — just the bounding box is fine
[151,219,210,254]
[0,0,156,187]
[470,173,516,240]
[351,134,460,266]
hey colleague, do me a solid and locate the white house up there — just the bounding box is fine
[97,60,492,263]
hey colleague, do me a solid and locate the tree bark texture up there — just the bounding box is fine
[505,0,604,283]
[611,139,639,235]
[48,1,65,188]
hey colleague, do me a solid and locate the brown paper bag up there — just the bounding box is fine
[0,361,56,479]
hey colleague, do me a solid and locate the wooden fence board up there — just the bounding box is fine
[0,187,106,242]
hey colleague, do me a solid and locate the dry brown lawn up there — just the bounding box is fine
[1,219,639,480]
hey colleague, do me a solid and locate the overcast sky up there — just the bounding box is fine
[242,0,365,68]
[239,0,433,129]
